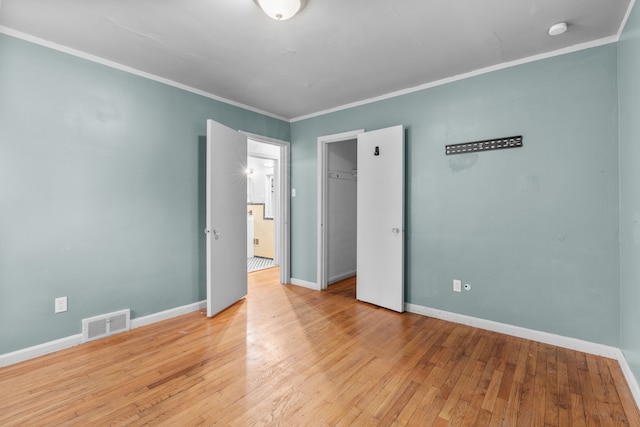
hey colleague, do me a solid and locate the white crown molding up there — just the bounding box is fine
[291,36,618,123]
[0,26,289,123]
[617,0,638,40]
[1,24,626,125]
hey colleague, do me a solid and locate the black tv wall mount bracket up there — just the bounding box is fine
[445,135,523,155]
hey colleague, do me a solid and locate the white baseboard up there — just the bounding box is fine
[0,300,207,368]
[290,277,320,290]
[405,302,640,409]
[0,334,83,368]
[3,297,639,411]
[328,270,356,285]
[618,350,640,410]
[130,300,206,329]
[405,303,620,358]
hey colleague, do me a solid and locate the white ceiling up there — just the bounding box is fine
[0,0,632,120]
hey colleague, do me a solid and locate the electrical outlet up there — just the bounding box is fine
[55,296,68,313]
[453,279,461,292]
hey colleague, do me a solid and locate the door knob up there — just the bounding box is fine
[392,228,400,235]
[213,229,221,240]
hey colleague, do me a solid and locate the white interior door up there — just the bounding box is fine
[356,125,405,312]
[206,119,247,317]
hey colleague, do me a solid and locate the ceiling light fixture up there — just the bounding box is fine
[254,0,306,21]
[548,22,568,36]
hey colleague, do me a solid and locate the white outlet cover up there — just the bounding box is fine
[453,279,462,292]
[55,296,68,313]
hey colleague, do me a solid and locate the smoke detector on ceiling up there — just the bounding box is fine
[548,22,568,36]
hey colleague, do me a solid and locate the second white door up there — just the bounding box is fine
[356,125,405,312]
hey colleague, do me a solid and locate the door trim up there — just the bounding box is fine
[242,131,291,285]
[317,129,364,290]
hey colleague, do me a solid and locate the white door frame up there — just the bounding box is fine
[242,131,291,285]
[317,129,364,290]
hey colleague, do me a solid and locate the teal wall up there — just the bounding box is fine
[619,1,640,388]
[0,25,631,360]
[0,34,289,354]
[291,45,620,345]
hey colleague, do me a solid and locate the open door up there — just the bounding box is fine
[356,125,405,312]
[206,120,248,317]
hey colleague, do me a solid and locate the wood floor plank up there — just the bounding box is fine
[557,349,572,427]
[405,385,440,425]
[514,339,530,384]
[460,393,484,427]
[497,362,517,401]
[0,268,638,426]
[413,394,447,426]
[488,396,508,427]
[503,381,522,427]
[570,392,588,427]
[605,358,640,426]
[532,384,547,427]
[526,341,540,382]
[598,358,634,426]
[473,408,493,427]
[516,376,534,426]
[460,360,488,406]
[546,345,560,427]
[578,366,603,426]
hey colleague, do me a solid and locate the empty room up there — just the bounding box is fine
[1,0,640,425]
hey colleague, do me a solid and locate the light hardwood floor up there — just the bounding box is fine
[1,268,638,426]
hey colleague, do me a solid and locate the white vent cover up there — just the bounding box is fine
[82,309,131,343]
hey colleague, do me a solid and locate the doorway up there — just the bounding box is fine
[243,132,291,285]
[205,122,291,318]
[247,139,280,272]
[317,126,405,312]
[317,129,364,290]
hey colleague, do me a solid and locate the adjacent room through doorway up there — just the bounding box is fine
[247,139,281,273]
